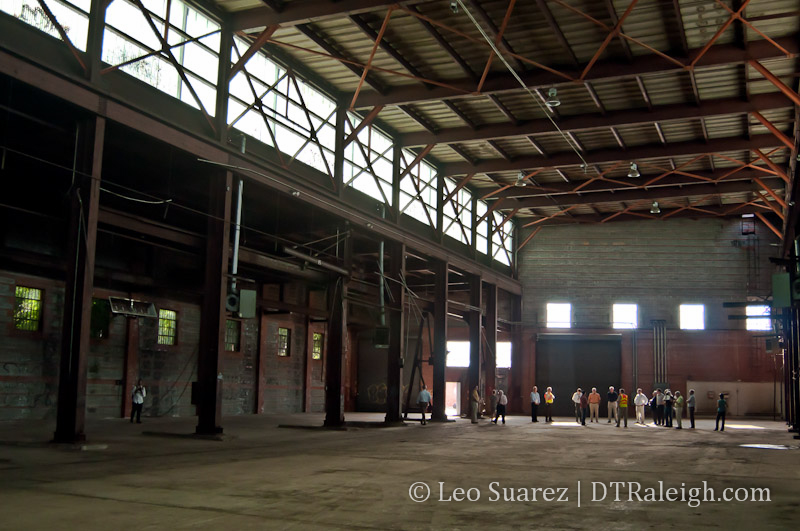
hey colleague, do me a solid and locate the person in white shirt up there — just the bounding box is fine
[131,379,146,424]
[633,388,649,425]
[571,388,583,423]
[417,385,432,425]
[530,386,540,423]
[493,390,508,424]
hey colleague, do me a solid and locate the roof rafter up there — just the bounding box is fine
[440,134,784,176]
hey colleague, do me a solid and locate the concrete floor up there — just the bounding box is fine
[0,413,798,530]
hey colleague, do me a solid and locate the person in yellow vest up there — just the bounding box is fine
[616,388,628,428]
[543,387,555,422]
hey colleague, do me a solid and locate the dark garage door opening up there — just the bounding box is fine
[535,334,622,418]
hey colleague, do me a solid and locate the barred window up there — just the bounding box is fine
[14,286,43,331]
[225,319,241,351]
[157,309,177,345]
[278,327,290,357]
[90,298,111,339]
[312,332,323,360]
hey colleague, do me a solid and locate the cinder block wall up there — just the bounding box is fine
[519,218,776,329]
[515,218,780,415]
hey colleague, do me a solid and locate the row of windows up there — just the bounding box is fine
[545,302,772,331]
[12,286,323,356]
[446,341,512,369]
[1,0,515,266]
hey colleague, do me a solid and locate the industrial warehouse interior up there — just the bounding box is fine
[1,0,800,528]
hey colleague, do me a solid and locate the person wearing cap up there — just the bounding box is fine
[633,388,648,425]
[588,387,602,423]
[607,386,618,424]
[571,388,583,423]
[616,388,628,428]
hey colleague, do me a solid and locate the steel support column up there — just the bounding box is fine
[215,21,233,143]
[334,104,346,197]
[121,316,139,419]
[53,116,105,443]
[509,293,523,413]
[484,283,497,400]
[195,171,232,435]
[324,224,351,427]
[86,0,108,84]
[431,260,448,421]
[385,241,406,423]
[467,275,482,402]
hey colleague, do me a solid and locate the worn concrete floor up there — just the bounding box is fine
[0,413,798,530]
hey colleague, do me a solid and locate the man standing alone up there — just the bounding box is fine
[673,390,684,429]
[530,386,540,423]
[493,390,508,424]
[607,386,618,424]
[417,385,432,425]
[131,379,146,424]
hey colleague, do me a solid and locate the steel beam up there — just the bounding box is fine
[53,117,105,443]
[324,224,351,427]
[467,274,481,402]
[400,93,792,146]
[350,38,799,108]
[233,0,429,30]
[484,282,497,403]
[431,260,448,421]
[385,241,406,423]
[440,134,784,176]
[508,177,782,209]
[195,171,232,435]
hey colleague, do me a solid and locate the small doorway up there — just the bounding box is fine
[445,381,461,417]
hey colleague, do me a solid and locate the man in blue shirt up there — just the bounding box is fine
[714,393,727,432]
[417,385,432,425]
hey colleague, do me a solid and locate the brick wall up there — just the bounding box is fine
[514,218,781,415]
[0,270,314,420]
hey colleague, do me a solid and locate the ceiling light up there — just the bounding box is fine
[545,87,560,108]
[514,171,526,187]
[450,1,458,13]
[627,162,640,178]
[650,201,661,214]
[291,190,300,197]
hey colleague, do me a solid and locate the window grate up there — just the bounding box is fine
[157,309,177,345]
[278,327,290,357]
[225,319,241,352]
[14,286,42,331]
[312,332,323,360]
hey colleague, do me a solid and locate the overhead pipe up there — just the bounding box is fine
[231,137,246,292]
[283,246,350,277]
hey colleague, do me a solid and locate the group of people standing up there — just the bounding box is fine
[421,383,729,431]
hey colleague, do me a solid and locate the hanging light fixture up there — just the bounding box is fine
[650,201,661,214]
[514,170,527,187]
[545,87,560,108]
[627,162,640,178]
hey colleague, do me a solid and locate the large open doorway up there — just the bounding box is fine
[445,382,461,417]
[535,334,622,418]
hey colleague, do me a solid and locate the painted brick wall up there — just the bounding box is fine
[0,270,311,420]
[0,273,62,420]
